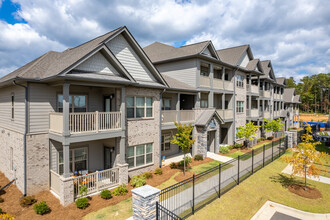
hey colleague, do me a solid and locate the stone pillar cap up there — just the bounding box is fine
[132,185,161,198]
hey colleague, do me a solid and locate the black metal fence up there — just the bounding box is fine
[156,202,183,220]
[159,136,288,219]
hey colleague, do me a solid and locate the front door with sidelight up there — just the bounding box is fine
[104,146,114,169]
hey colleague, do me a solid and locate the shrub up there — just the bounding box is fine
[75,197,89,209]
[0,208,2,214]
[154,168,163,175]
[170,162,177,169]
[113,184,128,196]
[100,189,112,200]
[79,185,88,196]
[194,154,203,161]
[257,137,265,143]
[0,213,15,220]
[130,175,146,188]
[267,136,273,140]
[178,157,192,167]
[143,172,153,179]
[19,196,37,207]
[0,197,3,203]
[33,201,50,215]
[219,146,229,154]
[234,143,243,149]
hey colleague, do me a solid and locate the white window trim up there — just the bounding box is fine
[162,98,172,110]
[236,101,244,113]
[58,147,88,175]
[127,143,153,169]
[161,133,172,152]
[57,94,88,113]
[127,96,153,119]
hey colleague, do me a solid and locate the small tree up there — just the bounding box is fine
[171,122,195,175]
[264,118,284,137]
[283,125,329,190]
[236,122,259,148]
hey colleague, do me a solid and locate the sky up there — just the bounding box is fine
[0,0,329,81]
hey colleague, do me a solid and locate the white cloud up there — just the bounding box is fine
[0,0,328,79]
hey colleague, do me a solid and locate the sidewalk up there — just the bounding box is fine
[206,151,233,162]
[251,201,330,220]
[282,164,330,184]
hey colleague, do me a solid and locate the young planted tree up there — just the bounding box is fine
[236,122,259,148]
[264,118,284,138]
[283,125,329,190]
[171,122,195,175]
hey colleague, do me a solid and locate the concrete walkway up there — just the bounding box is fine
[162,153,192,166]
[251,201,330,220]
[206,151,233,162]
[282,164,330,184]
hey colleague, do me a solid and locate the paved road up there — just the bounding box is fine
[160,142,285,217]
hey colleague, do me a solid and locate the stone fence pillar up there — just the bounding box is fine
[285,132,293,148]
[59,176,74,206]
[118,163,129,185]
[132,185,160,220]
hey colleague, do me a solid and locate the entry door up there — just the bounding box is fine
[104,147,113,169]
[220,128,228,144]
[207,131,215,152]
[104,95,114,112]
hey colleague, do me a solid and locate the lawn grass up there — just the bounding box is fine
[83,197,132,220]
[187,153,330,220]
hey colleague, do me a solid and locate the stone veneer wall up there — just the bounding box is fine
[235,71,247,142]
[132,185,160,220]
[126,87,161,177]
[0,127,24,193]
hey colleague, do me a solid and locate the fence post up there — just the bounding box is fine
[237,156,240,185]
[272,141,274,161]
[252,150,254,174]
[156,201,159,220]
[263,145,265,167]
[192,174,195,215]
[218,163,221,198]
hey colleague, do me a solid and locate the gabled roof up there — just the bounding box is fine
[276,77,286,86]
[259,60,276,81]
[195,109,224,126]
[143,40,219,63]
[1,26,169,88]
[216,45,250,66]
[283,88,296,103]
[293,95,301,103]
[246,59,259,71]
[1,27,123,83]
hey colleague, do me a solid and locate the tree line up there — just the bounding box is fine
[286,73,330,113]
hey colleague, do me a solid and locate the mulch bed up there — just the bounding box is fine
[219,137,282,156]
[288,184,322,199]
[174,172,194,182]
[0,157,214,219]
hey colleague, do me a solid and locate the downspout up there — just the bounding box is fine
[13,80,28,197]
[159,88,166,168]
[233,65,239,144]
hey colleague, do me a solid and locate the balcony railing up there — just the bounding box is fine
[162,110,195,124]
[247,109,258,118]
[224,80,234,91]
[200,76,210,87]
[264,111,271,119]
[216,109,233,120]
[213,78,223,90]
[247,85,259,94]
[49,111,121,134]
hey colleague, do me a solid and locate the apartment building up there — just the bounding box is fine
[0,26,300,206]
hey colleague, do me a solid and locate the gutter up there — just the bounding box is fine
[159,88,166,168]
[13,80,28,197]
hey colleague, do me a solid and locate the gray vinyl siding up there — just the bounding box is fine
[107,34,157,82]
[156,59,197,87]
[0,85,25,132]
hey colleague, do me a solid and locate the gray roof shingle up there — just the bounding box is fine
[195,109,224,126]
[283,88,295,102]
[161,74,195,91]
[216,45,249,66]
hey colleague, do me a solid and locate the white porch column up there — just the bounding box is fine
[120,87,126,131]
[208,91,214,108]
[62,83,70,137]
[195,92,201,108]
[63,144,70,178]
[176,93,181,121]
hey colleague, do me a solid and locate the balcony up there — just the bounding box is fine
[247,109,259,118]
[161,110,195,124]
[274,93,282,100]
[213,78,223,90]
[247,85,259,94]
[49,111,121,135]
[216,109,234,120]
[200,76,210,87]
[260,90,271,98]
[264,111,271,119]
[224,80,234,91]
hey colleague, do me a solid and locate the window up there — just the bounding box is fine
[236,75,244,87]
[58,147,88,175]
[236,101,244,113]
[214,67,222,79]
[162,99,171,110]
[58,95,87,112]
[161,134,172,151]
[200,63,210,76]
[201,99,208,108]
[11,94,14,119]
[126,96,153,118]
[127,143,153,169]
